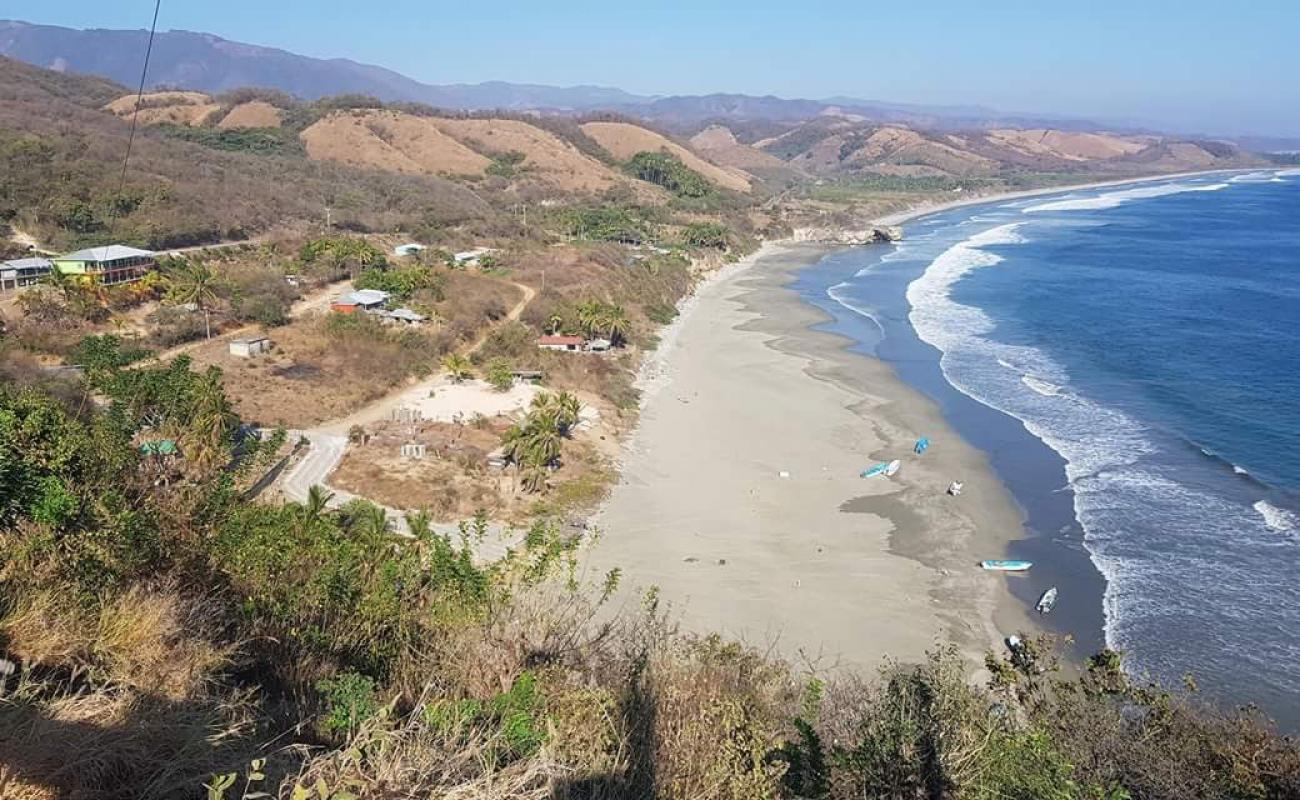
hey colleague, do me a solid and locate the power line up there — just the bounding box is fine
[118,0,163,196]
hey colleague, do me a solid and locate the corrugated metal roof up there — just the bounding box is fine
[335,289,391,306]
[2,257,53,270]
[387,308,426,321]
[59,245,155,262]
[537,335,584,345]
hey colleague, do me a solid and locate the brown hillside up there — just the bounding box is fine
[301,111,492,177]
[581,121,753,192]
[218,100,282,129]
[429,117,637,194]
[688,125,793,173]
[989,129,1148,161]
[104,91,221,126]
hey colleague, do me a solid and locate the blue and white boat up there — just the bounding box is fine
[860,462,890,478]
[981,559,1033,572]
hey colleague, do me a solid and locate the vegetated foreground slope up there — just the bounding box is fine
[580,120,754,192]
[0,57,489,250]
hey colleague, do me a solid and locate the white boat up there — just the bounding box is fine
[884,459,902,476]
[1036,587,1058,614]
[981,559,1033,572]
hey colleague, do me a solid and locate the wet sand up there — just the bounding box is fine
[590,243,1035,672]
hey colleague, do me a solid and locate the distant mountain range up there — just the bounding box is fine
[0,19,1117,132]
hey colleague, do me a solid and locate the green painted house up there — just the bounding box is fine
[53,245,156,285]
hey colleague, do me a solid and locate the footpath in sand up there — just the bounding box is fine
[589,244,1026,672]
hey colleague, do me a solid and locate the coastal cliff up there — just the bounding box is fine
[790,225,904,244]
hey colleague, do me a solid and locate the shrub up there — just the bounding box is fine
[485,357,514,392]
[317,672,380,738]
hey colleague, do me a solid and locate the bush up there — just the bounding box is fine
[485,357,514,391]
[317,672,380,738]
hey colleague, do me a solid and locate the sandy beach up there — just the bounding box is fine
[589,242,1034,672]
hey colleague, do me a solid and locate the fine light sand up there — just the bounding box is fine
[590,243,1032,672]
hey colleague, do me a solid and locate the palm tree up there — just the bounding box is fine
[345,502,391,538]
[520,463,548,493]
[441,353,474,383]
[554,391,582,433]
[601,305,630,345]
[184,368,238,473]
[166,258,221,339]
[300,485,335,528]
[576,300,604,338]
[525,415,563,468]
[546,313,565,335]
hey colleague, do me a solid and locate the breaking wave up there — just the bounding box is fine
[1022,181,1229,213]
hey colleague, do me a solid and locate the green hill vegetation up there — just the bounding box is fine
[0,343,1297,799]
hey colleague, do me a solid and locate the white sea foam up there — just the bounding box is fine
[1022,181,1230,214]
[1254,501,1298,533]
[1229,171,1285,184]
[827,283,886,337]
[1279,168,1300,178]
[1022,375,1064,396]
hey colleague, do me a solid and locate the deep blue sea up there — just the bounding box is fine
[808,169,1300,722]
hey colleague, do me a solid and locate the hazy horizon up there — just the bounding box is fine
[5,1,1299,138]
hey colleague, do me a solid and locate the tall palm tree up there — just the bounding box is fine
[601,305,630,345]
[576,300,603,338]
[526,416,563,468]
[166,258,221,339]
[546,313,565,335]
[554,391,582,433]
[185,368,238,473]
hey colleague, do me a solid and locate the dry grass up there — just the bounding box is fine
[104,91,222,126]
[1,586,233,700]
[301,110,492,177]
[429,117,645,196]
[329,419,613,523]
[217,100,283,129]
[185,314,454,428]
[580,121,753,193]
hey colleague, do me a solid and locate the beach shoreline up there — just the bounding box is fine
[590,241,1036,673]
[591,170,1241,674]
[872,168,1243,226]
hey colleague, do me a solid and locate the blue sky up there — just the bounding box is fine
[8,1,1299,136]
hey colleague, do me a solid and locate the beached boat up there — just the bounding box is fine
[1036,587,1059,614]
[981,559,1033,572]
[884,459,902,476]
[860,462,890,478]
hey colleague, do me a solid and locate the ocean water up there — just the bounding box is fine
[807,170,1300,723]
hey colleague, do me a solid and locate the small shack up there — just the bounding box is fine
[452,247,498,267]
[229,336,270,358]
[393,243,426,257]
[330,289,391,314]
[384,307,427,326]
[537,335,584,352]
[587,338,612,353]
